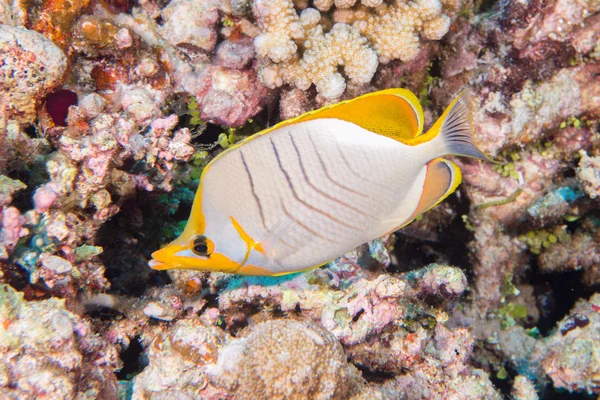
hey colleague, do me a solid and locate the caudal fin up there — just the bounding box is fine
[437,91,489,160]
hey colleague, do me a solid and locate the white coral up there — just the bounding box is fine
[252,0,305,62]
[261,8,378,99]
[314,0,383,12]
[335,0,459,63]
[254,0,459,97]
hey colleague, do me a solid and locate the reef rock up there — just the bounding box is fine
[0,284,120,399]
[0,25,67,124]
[208,319,368,399]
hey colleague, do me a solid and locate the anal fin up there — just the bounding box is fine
[409,158,462,220]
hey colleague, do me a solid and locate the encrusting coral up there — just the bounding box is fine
[0,25,67,125]
[529,293,600,395]
[0,284,120,399]
[209,319,367,399]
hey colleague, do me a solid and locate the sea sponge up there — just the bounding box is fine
[208,319,366,399]
[260,8,378,99]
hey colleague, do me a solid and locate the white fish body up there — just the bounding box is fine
[150,89,487,275]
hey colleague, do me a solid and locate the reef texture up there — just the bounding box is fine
[0,0,599,398]
[530,293,600,395]
[0,284,120,399]
[254,0,461,98]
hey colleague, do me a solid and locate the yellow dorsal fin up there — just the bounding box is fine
[276,88,425,142]
[409,158,462,220]
[202,89,424,175]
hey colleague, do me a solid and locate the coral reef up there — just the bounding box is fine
[530,294,600,395]
[577,151,600,199]
[0,284,120,399]
[209,319,367,399]
[0,25,67,124]
[334,0,461,63]
[131,318,229,398]
[0,0,599,397]
[261,8,378,99]
[254,0,460,98]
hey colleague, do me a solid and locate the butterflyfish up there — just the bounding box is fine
[149,89,488,276]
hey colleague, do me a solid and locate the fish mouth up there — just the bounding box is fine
[148,246,181,270]
[148,258,168,270]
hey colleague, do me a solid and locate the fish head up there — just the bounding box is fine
[148,228,244,273]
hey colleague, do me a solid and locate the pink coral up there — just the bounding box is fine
[33,184,60,213]
[0,207,29,254]
[194,65,268,127]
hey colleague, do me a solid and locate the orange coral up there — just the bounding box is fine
[28,0,90,49]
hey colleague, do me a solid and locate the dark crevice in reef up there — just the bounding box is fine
[97,195,173,296]
[428,57,442,79]
[390,189,474,275]
[190,122,222,147]
[6,165,47,213]
[487,364,516,398]
[530,265,594,336]
[116,336,148,381]
[541,385,597,400]
[476,0,500,14]
[354,364,396,384]
[85,304,126,322]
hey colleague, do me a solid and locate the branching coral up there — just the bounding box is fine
[260,8,378,99]
[336,0,460,63]
[254,0,460,98]
[253,0,305,63]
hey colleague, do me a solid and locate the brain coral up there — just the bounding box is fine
[208,319,367,399]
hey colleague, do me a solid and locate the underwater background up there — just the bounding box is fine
[0,0,599,398]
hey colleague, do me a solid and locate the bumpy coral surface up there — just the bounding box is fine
[0,284,120,399]
[336,0,459,63]
[132,318,229,398]
[209,319,367,399]
[259,8,378,99]
[254,0,460,98]
[0,25,67,124]
[530,294,600,395]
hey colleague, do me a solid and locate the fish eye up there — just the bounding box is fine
[190,235,213,257]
